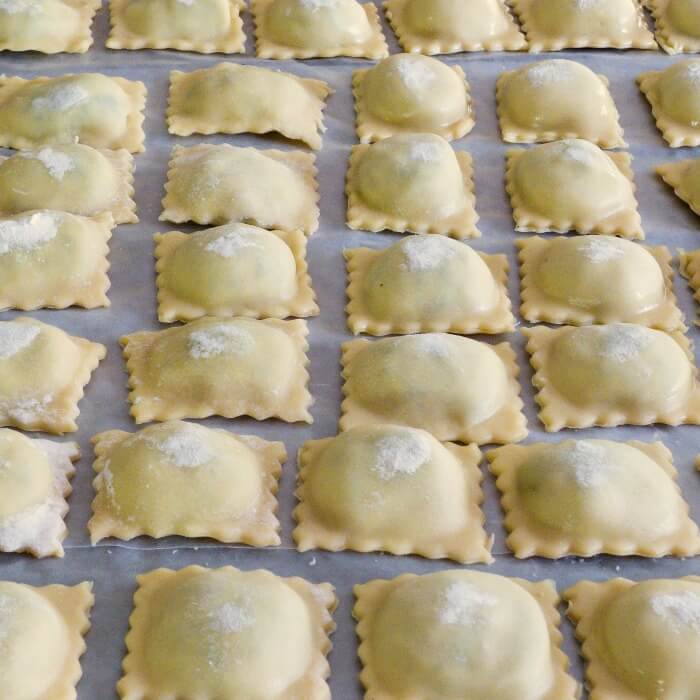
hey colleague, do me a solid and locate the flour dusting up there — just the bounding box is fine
[525,60,572,88]
[32,84,89,112]
[394,57,436,92]
[298,0,339,9]
[409,333,452,358]
[595,325,653,363]
[0,0,41,14]
[188,325,255,359]
[209,601,255,633]
[555,441,611,488]
[684,61,700,86]
[438,581,497,625]
[0,323,41,359]
[204,225,264,258]
[21,148,75,180]
[556,139,600,166]
[146,424,214,468]
[372,431,430,480]
[576,237,625,264]
[408,138,443,163]
[400,236,452,272]
[650,591,700,634]
[0,212,59,255]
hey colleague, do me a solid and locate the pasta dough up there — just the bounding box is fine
[0,210,113,311]
[340,333,527,444]
[121,317,313,424]
[353,53,474,142]
[0,317,105,434]
[496,59,625,147]
[118,565,336,700]
[517,235,683,328]
[107,0,246,53]
[168,63,331,148]
[657,155,700,216]
[680,248,700,322]
[345,235,514,335]
[384,0,527,54]
[524,323,700,431]
[294,425,492,563]
[0,73,146,152]
[346,133,480,238]
[505,139,643,238]
[647,0,700,53]
[565,577,700,700]
[0,429,79,558]
[253,0,388,59]
[161,144,319,234]
[89,421,285,546]
[488,439,700,558]
[0,0,100,53]
[155,223,318,322]
[354,570,579,700]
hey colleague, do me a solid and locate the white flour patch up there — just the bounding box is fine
[394,57,436,92]
[2,394,53,424]
[408,139,443,163]
[0,0,41,14]
[650,591,700,634]
[400,236,453,272]
[0,212,59,255]
[204,226,264,258]
[209,601,255,633]
[188,325,255,359]
[32,84,89,112]
[576,237,625,264]
[684,61,700,86]
[525,61,572,87]
[595,325,653,363]
[298,0,339,9]
[372,431,430,480]
[556,441,611,488]
[438,581,497,626]
[408,334,452,358]
[556,139,600,167]
[21,148,75,180]
[146,425,214,468]
[0,323,41,359]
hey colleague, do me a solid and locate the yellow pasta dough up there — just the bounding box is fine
[253,0,388,59]
[294,425,492,563]
[489,439,700,558]
[345,235,514,335]
[524,323,700,431]
[565,576,700,700]
[107,0,246,53]
[680,248,700,322]
[118,565,336,700]
[341,333,527,444]
[0,317,105,434]
[657,155,700,216]
[384,0,527,54]
[0,580,93,700]
[354,569,579,700]
[0,73,146,153]
[121,317,312,424]
[0,0,100,53]
[647,0,700,52]
[89,421,284,546]
[168,63,331,149]
[517,235,683,328]
[496,59,625,147]
[506,139,643,238]
[346,133,480,238]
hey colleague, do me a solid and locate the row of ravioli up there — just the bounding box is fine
[8,0,700,56]
[3,565,699,699]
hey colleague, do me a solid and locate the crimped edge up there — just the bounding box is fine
[680,247,700,324]
[644,0,700,54]
[656,158,700,218]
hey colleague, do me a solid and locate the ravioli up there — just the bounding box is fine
[340,333,527,444]
[524,323,700,431]
[345,235,514,335]
[0,73,146,152]
[384,0,527,54]
[0,317,105,434]
[89,421,285,546]
[647,0,700,53]
[657,155,700,216]
[121,317,313,424]
[680,248,700,321]
[107,0,246,53]
[346,133,479,238]
[506,139,643,238]
[517,235,683,328]
[354,570,578,700]
[488,439,700,558]
[168,63,331,148]
[118,565,336,700]
[253,0,388,59]
[496,59,625,147]
[161,144,319,234]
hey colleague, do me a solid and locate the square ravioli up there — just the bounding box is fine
[496,59,626,148]
[505,139,643,238]
[639,60,700,146]
[353,53,474,143]
[89,421,284,546]
[155,224,318,323]
[657,156,700,216]
[107,0,246,53]
[0,580,93,700]
[118,565,336,700]
[345,235,514,335]
[161,144,319,235]
[0,210,114,311]
[646,0,700,53]
[0,317,105,434]
[511,0,657,51]
[294,425,493,563]
[488,439,700,559]
[121,317,313,424]
[0,73,146,153]
[517,236,684,329]
[0,0,100,53]
[384,0,527,54]
[680,248,700,322]
[346,134,480,238]
[354,570,579,700]
[340,333,527,444]
[252,0,388,59]
[524,323,700,431]
[564,576,700,700]
[0,429,79,558]
[0,145,137,224]
[168,63,331,149]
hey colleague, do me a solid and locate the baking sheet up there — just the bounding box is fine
[2,4,700,697]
